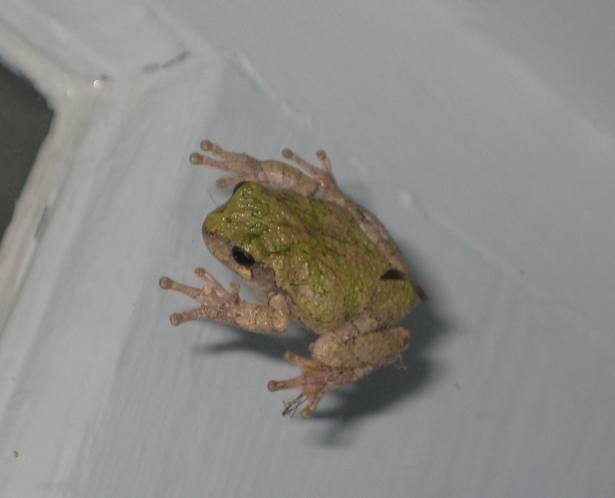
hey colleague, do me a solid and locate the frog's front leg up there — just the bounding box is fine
[268,326,411,418]
[190,140,320,196]
[159,267,291,334]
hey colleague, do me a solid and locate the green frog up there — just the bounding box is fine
[160,140,425,418]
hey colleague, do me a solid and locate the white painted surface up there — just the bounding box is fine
[0,1,614,497]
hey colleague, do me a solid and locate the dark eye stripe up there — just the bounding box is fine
[232,246,255,267]
[380,268,406,281]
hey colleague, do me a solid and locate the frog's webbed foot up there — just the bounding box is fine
[159,267,240,325]
[267,352,372,418]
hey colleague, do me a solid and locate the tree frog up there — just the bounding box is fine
[159,140,425,418]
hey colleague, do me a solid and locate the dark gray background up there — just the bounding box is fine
[0,62,52,240]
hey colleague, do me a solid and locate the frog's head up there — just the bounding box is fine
[202,182,276,280]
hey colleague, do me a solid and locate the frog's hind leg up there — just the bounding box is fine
[268,326,411,418]
[267,352,374,418]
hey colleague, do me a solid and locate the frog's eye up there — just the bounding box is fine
[232,246,255,267]
[380,269,406,281]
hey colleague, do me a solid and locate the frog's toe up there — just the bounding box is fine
[301,395,325,418]
[268,381,326,418]
[189,152,225,169]
[159,275,202,300]
[281,147,321,178]
[282,351,323,369]
[277,392,325,418]
[193,139,264,187]
[168,306,210,326]
[316,149,332,172]
[267,377,302,392]
[268,351,375,418]
[200,139,215,152]
[268,352,339,418]
[199,139,243,161]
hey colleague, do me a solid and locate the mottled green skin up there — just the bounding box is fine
[205,183,417,333]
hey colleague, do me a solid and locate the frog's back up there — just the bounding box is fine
[208,183,418,332]
[257,188,418,332]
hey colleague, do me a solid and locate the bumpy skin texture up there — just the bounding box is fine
[205,183,416,332]
[160,140,423,418]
